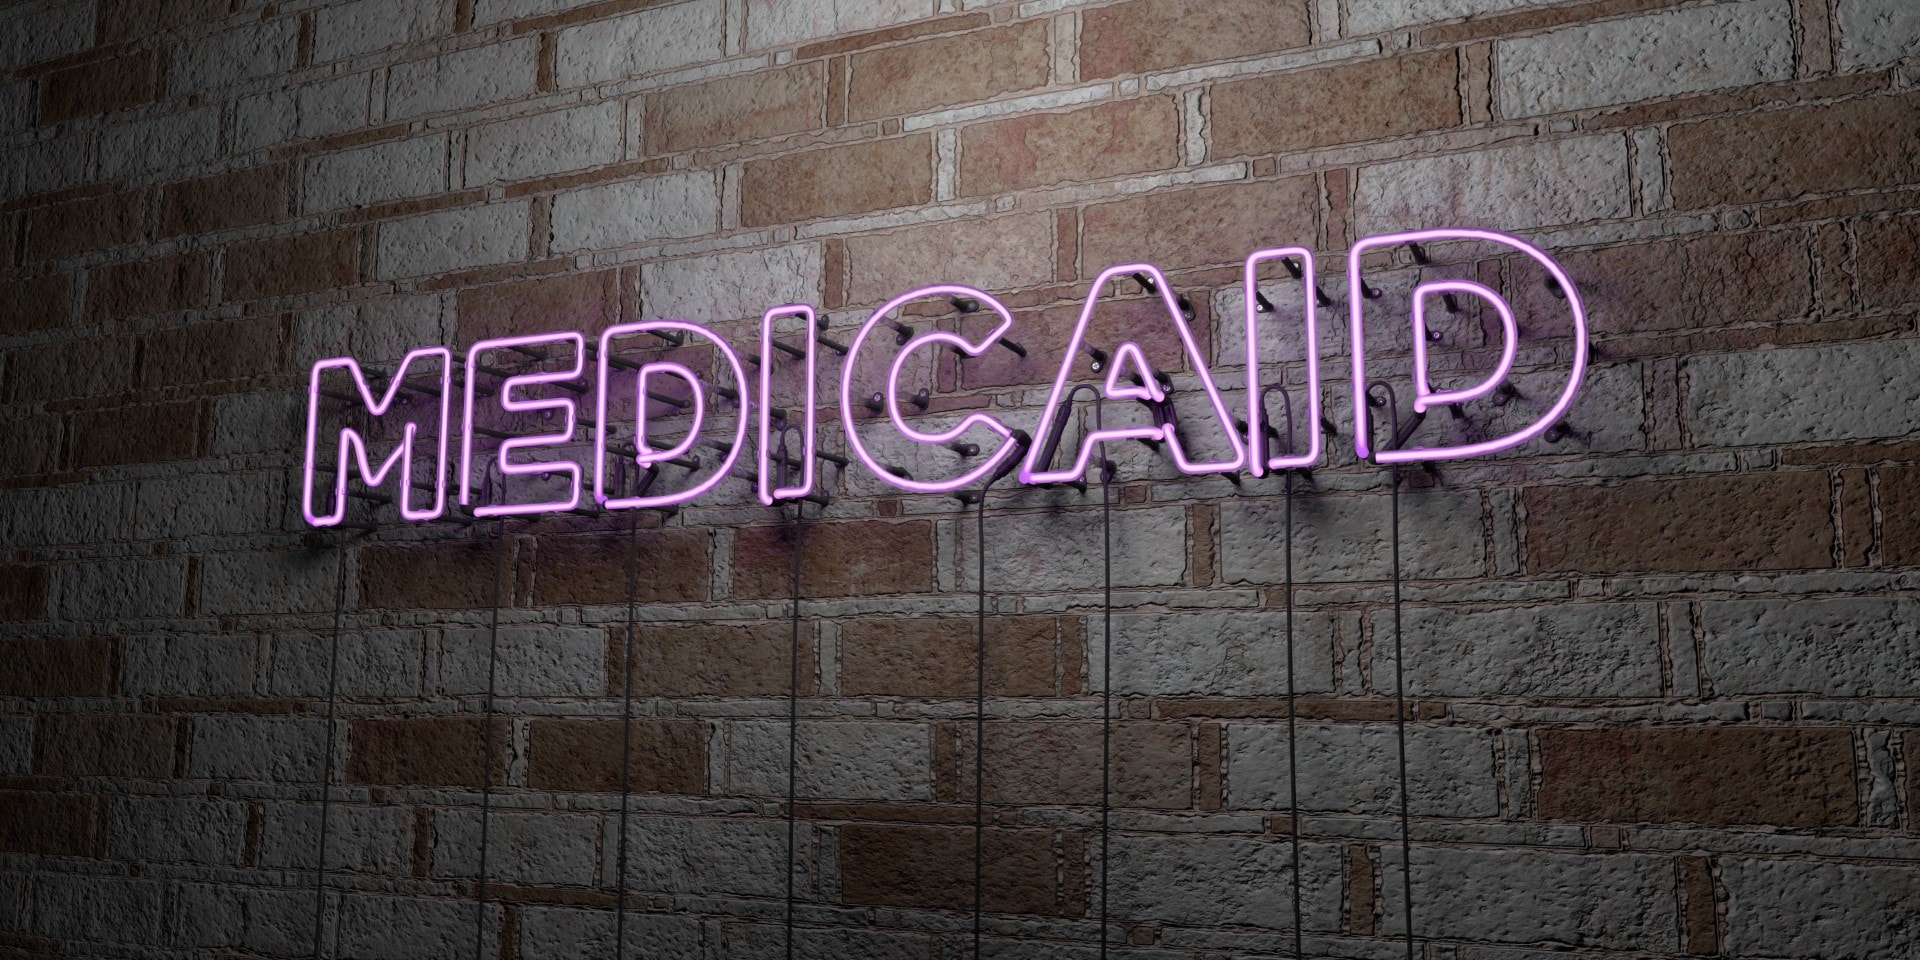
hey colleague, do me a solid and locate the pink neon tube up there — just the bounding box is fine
[1347,229,1587,463]
[757,305,818,505]
[1410,280,1516,414]
[461,332,585,517]
[1242,246,1321,476]
[841,285,1018,495]
[1019,263,1247,485]
[302,347,451,527]
[636,363,705,466]
[594,320,750,510]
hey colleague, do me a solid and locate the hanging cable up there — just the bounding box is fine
[472,519,509,960]
[1367,382,1417,960]
[614,506,643,960]
[785,496,808,960]
[1097,416,1113,960]
[310,535,349,960]
[973,481,987,960]
[1277,388,1305,960]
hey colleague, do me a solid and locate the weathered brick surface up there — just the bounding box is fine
[607,621,817,697]
[847,22,1050,122]
[958,98,1180,196]
[1080,0,1312,80]
[1081,176,1319,271]
[739,135,932,227]
[645,63,825,154]
[1538,728,1857,827]
[1212,52,1461,159]
[733,519,935,598]
[527,718,707,794]
[839,615,1080,697]
[224,229,362,301]
[839,824,1085,915]
[347,717,509,788]
[1669,92,1920,207]
[1524,473,1834,574]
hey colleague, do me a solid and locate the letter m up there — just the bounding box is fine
[302,348,452,526]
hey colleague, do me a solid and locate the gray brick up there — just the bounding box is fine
[269,630,426,698]
[1722,858,1920,959]
[97,106,224,180]
[1096,611,1341,696]
[1379,847,1677,951]
[641,243,821,325]
[745,0,933,50]
[719,923,935,960]
[189,715,328,782]
[295,292,448,368]
[168,18,300,93]
[1836,0,1920,70]
[260,803,414,873]
[473,0,598,26]
[1109,836,1344,930]
[1500,0,1793,117]
[1371,602,1662,698]
[432,809,602,885]
[174,884,311,955]
[1,135,86,202]
[376,202,530,279]
[613,816,802,898]
[553,0,725,88]
[57,556,188,620]
[0,1,93,70]
[1702,597,1920,696]
[0,871,22,932]
[438,625,604,697]
[1686,340,1920,447]
[213,391,303,456]
[518,905,703,959]
[109,796,251,865]
[1222,490,1484,585]
[135,472,283,540]
[548,171,721,253]
[466,101,624,185]
[314,0,454,63]
[0,482,129,546]
[955,504,1187,592]
[336,895,503,960]
[29,874,168,943]
[235,73,373,151]
[0,81,32,135]
[1226,722,1498,818]
[387,38,539,119]
[200,550,343,615]
[302,135,449,212]
[726,720,931,801]
[1355,136,1631,235]
[124,634,257,696]
[1347,0,1539,33]
[0,716,30,775]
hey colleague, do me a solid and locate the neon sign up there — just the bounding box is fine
[301,229,1587,525]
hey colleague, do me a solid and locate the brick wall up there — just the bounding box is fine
[2,0,1918,956]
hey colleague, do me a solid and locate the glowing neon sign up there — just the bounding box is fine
[302,229,1585,525]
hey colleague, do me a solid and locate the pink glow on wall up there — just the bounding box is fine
[757,305,818,505]
[841,285,1020,494]
[594,320,751,510]
[1347,229,1588,464]
[1019,263,1247,485]
[302,347,452,527]
[1242,246,1321,476]
[1409,280,1517,415]
[1102,341,1163,403]
[460,332,585,518]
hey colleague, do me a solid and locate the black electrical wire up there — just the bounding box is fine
[1281,401,1304,960]
[472,519,509,960]
[614,507,643,960]
[785,499,808,960]
[310,535,349,959]
[1367,382,1417,960]
[1097,424,1112,960]
[973,483,986,959]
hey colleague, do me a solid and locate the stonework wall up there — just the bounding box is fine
[3,0,1919,956]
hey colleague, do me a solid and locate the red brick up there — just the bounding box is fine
[67,401,200,469]
[0,792,103,855]
[839,823,1085,915]
[359,539,514,610]
[2,335,136,403]
[0,637,114,695]
[843,212,1054,306]
[643,63,824,154]
[35,715,174,778]
[23,190,146,260]
[1081,175,1319,272]
[1210,52,1460,158]
[39,50,157,125]
[606,621,817,697]
[973,721,1189,808]
[456,270,619,343]
[1523,473,1835,574]
[1080,0,1311,80]
[223,229,361,301]
[95,0,228,44]
[0,274,72,335]
[1537,728,1856,828]
[839,616,1081,698]
[141,317,283,393]
[1839,468,1872,567]
[529,528,708,605]
[1876,465,1920,566]
[1514,231,1814,337]
[1346,844,1376,936]
[85,253,212,321]
[949,292,1213,391]
[1669,92,1920,208]
[348,717,509,788]
[957,98,1179,197]
[526,718,706,794]
[0,567,48,620]
[1856,213,1920,313]
[846,21,1050,122]
[739,135,932,227]
[158,166,289,238]
[1680,854,1718,954]
[731,519,935,598]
